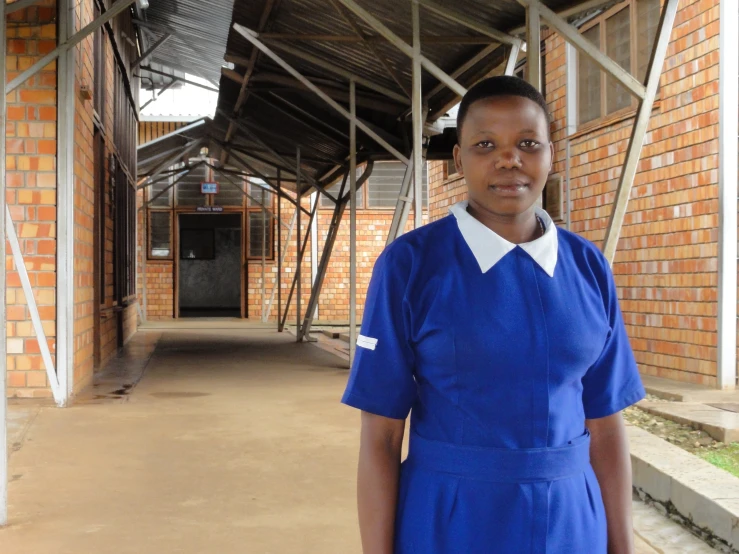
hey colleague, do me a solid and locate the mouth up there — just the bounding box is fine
[488,182,530,196]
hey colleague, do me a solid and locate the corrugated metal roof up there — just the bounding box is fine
[136,0,235,86]
[138,0,615,195]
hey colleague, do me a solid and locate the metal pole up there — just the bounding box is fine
[602,0,679,264]
[517,0,645,100]
[0,0,7,527]
[350,80,357,364]
[280,201,317,331]
[57,0,75,403]
[310,192,319,322]
[277,170,282,329]
[718,0,738,389]
[300,199,348,339]
[386,156,414,246]
[261,192,267,322]
[505,42,521,76]
[412,1,423,230]
[525,3,541,92]
[296,148,302,338]
[270,211,298,325]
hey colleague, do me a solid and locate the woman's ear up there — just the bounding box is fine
[548,141,554,172]
[453,144,464,177]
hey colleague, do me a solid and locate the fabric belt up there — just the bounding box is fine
[406,430,591,483]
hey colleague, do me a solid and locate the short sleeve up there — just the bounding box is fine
[582,254,646,420]
[341,247,417,420]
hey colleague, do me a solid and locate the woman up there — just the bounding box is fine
[341,76,645,554]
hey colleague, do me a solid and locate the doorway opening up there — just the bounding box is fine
[177,213,243,318]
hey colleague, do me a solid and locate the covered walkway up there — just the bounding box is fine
[0,326,717,553]
[0,327,360,553]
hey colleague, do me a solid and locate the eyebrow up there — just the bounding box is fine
[470,128,541,136]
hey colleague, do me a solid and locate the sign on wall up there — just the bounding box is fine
[201,181,219,194]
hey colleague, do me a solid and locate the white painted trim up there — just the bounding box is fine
[565,42,578,231]
[717,0,738,389]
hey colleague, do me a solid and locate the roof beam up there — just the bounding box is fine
[259,33,497,44]
[133,32,172,68]
[138,65,219,93]
[7,0,41,14]
[423,43,499,103]
[223,69,406,115]
[140,77,179,111]
[234,23,410,165]
[138,117,207,150]
[517,0,645,98]
[509,0,618,35]
[137,139,204,187]
[263,92,350,141]
[248,92,348,148]
[263,41,409,104]
[328,0,411,98]
[132,18,221,87]
[333,0,467,98]
[417,0,522,47]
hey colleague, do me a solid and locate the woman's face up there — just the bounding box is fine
[453,95,553,219]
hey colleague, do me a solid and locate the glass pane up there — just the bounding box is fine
[247,180,274,208]
[213,178,245,207]
[578,24,602,125]
[605,7,632,114]
[249,211,273,258]
[368,162,406,208]
[175,164,209,207]
[149,211,171,258]
[319,172,365,209]
[637,0,661,83]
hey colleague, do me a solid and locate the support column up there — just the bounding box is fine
[718,0,738,389]
[602,0,679,263]
[57,0,75,403]
[296,148,302,338]
[277,170,282,329]
[0,0,8,528]
[349,80,357,364]
[310,192,319,321]
[261,195,267,322]
[412,0,423,229]
[525,3,541,91]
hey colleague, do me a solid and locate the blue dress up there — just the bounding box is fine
[341,202,646,554]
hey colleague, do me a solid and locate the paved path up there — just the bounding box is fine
[0,328,718,553]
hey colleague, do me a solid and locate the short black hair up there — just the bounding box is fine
[456,75,551,141]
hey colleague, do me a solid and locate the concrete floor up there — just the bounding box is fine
[0,327,716,553]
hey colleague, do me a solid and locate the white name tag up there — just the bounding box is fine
[356,335,378,351]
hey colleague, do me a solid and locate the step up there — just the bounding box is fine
[629,424,739,550]
[638,401,739,443]
[641,374,739,404]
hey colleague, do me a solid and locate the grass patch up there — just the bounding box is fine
[697,444,739,478]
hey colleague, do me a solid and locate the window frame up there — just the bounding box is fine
[318,162,429,211]
[246,182,276,261]
[576,0,660,131]
[147,209,174,261]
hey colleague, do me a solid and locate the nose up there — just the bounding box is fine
[494,147,522,170]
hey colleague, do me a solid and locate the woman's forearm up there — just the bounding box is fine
[357,412,405,554]
[587,413,634,554]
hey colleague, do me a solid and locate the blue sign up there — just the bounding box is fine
[201,181,219,194]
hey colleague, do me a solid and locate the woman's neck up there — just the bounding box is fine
[466,201,541,245]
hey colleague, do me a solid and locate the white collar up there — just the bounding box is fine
[449,200,559,277]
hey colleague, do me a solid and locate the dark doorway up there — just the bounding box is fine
[178,213,243,318]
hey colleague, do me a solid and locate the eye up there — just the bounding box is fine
[520,139,540,148]
[475,140,494,149]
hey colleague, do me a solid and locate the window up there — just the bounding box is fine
[577,0,661,126]
[319,161,428,209]
[443,159,458,180]
[247,180,274,259]
[149,212,172,259]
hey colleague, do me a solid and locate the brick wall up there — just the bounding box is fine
[5,1,59,398]
[73,0,96,393]
[428,0,721,386]
[6,0,140,398]
[137,183,424,324]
